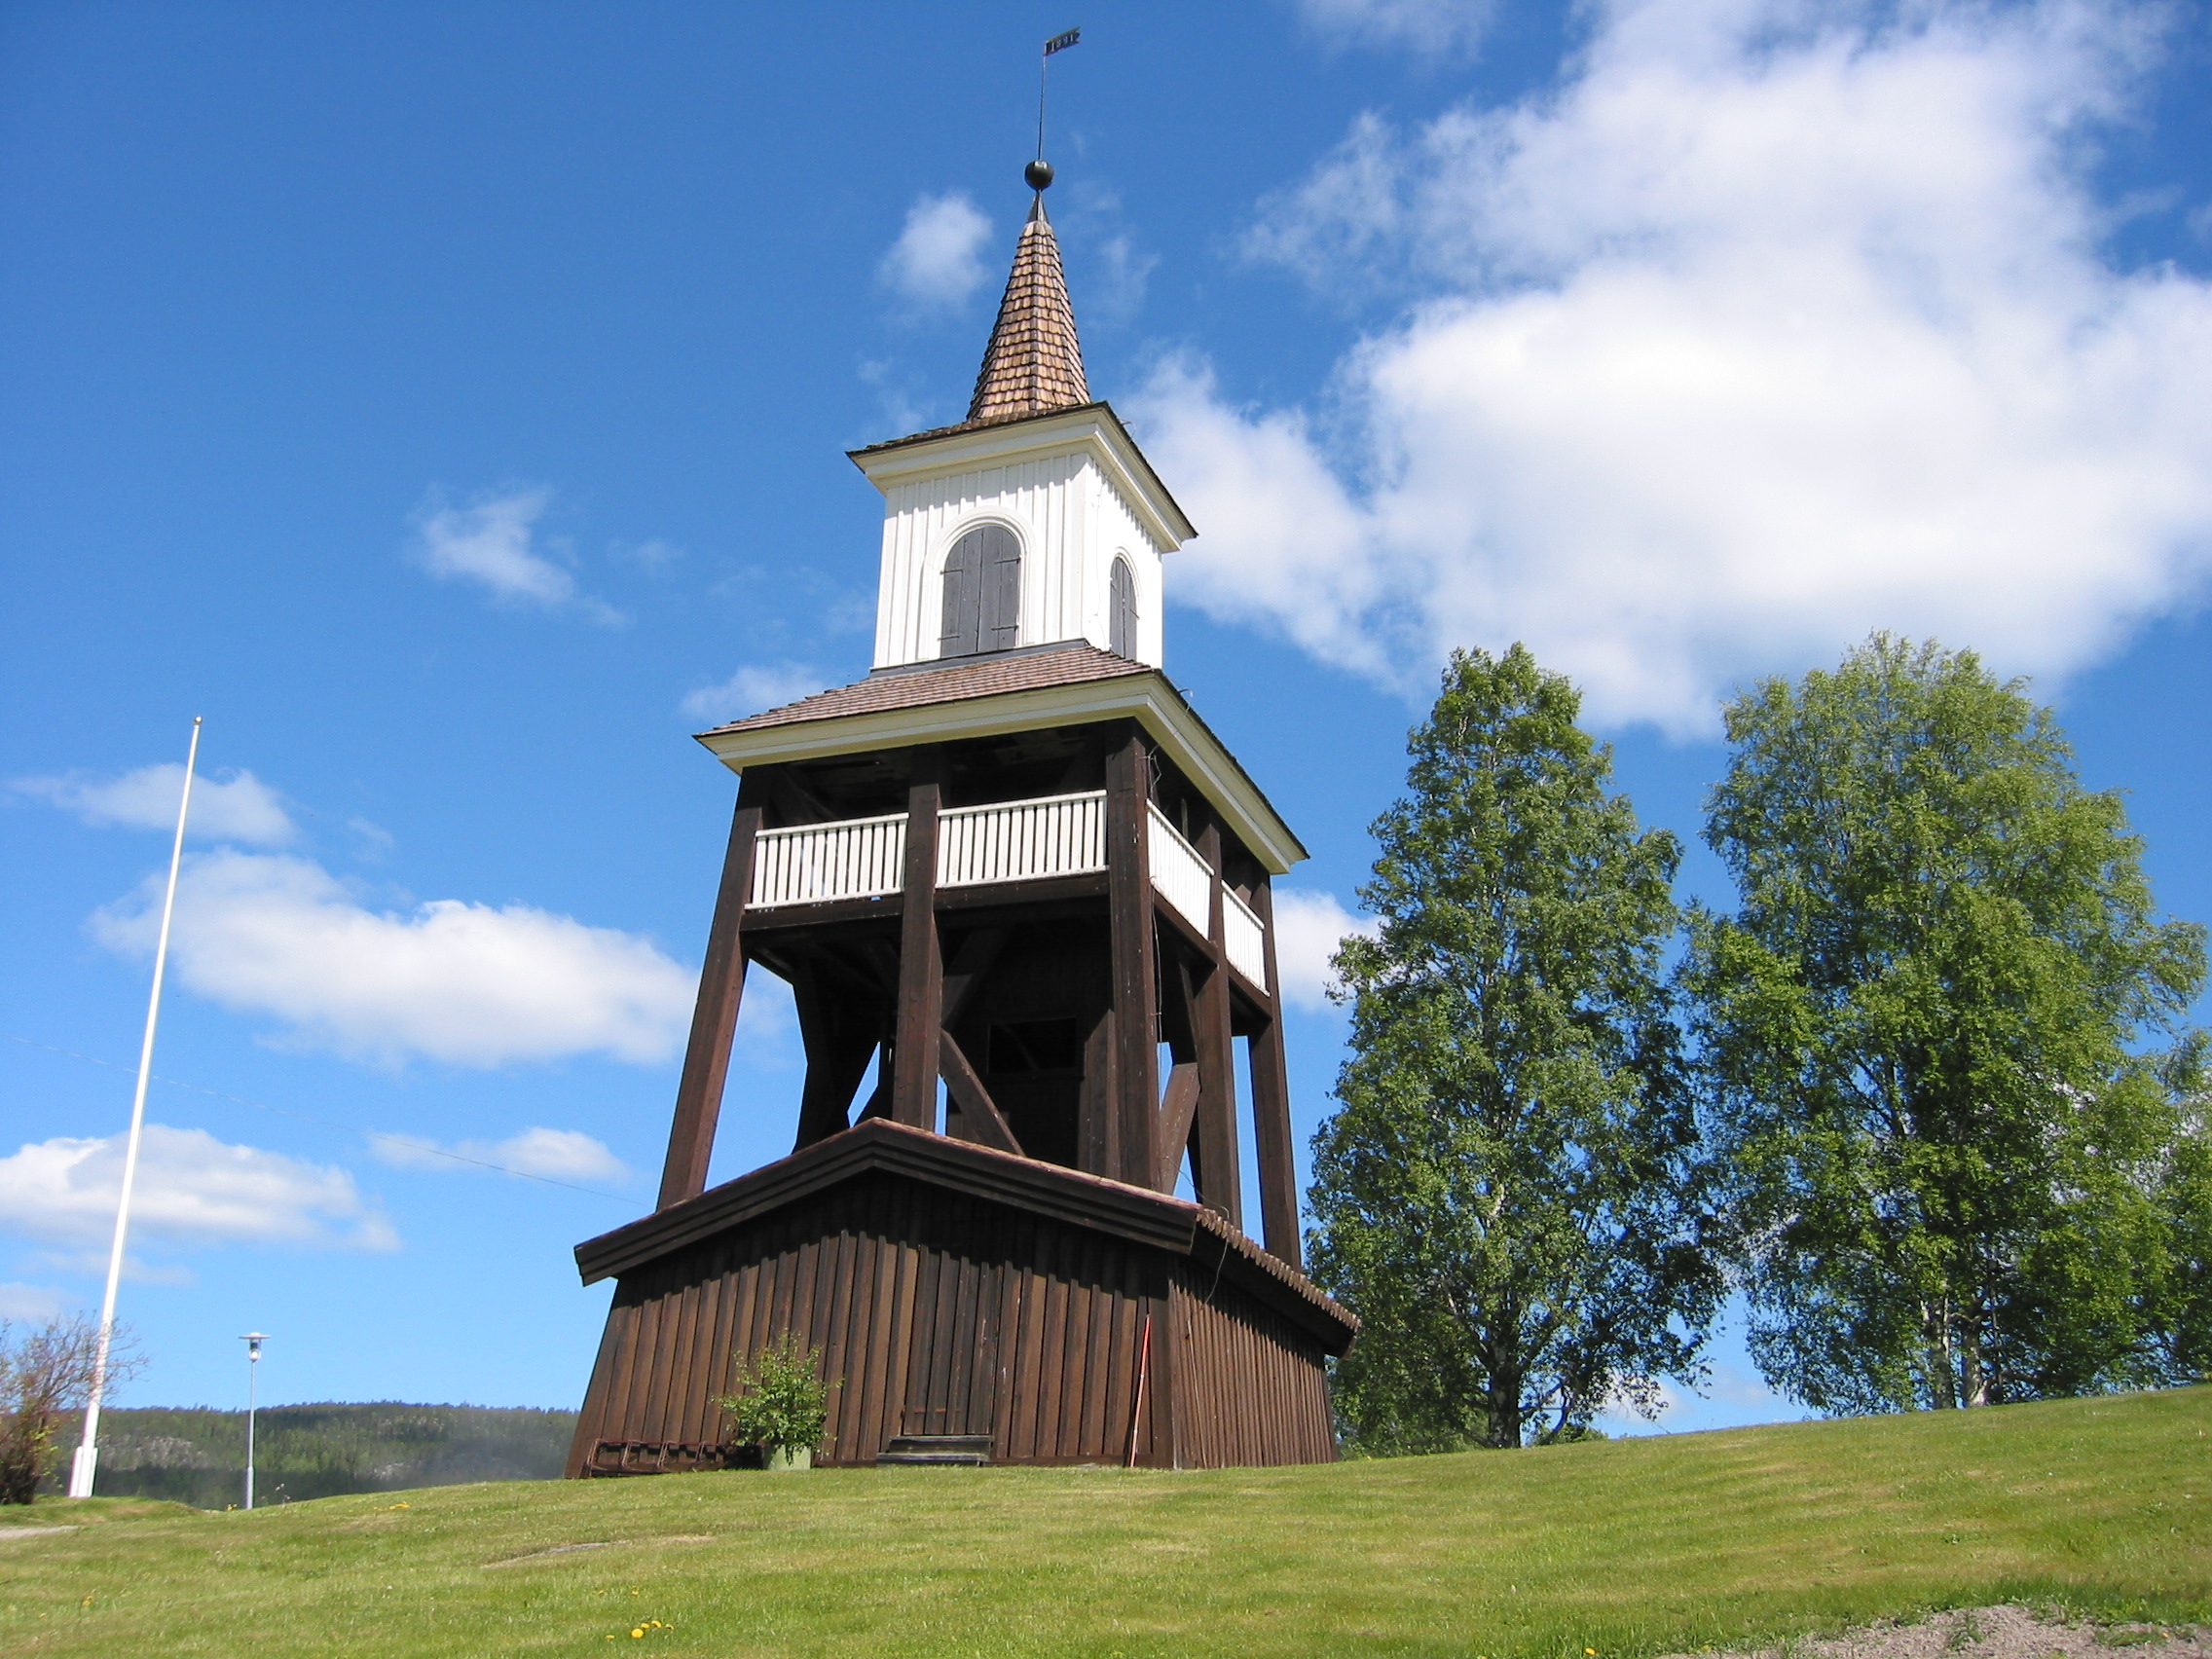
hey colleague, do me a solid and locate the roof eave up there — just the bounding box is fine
[847,401,1198,549]
[693,668,1308,873]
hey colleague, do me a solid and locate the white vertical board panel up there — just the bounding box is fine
[750,814,908,908]
[870,439,1164,670]
[938,791,1106,887]
[1222,889,1268,987]
[1147,803,1214,935]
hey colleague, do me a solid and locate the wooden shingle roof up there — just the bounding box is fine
[700,643,1150,736]
[965,199,1088,425]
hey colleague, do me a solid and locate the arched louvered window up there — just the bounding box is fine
[939,524,1021,657]
[1109,555,1138,659]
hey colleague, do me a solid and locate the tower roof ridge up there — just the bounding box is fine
[965,198,1089,425]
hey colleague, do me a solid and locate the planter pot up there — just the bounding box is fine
[763,1446,813,1472]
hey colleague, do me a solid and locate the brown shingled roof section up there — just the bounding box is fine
[700,643,1153,736]
[966,201,1088,424]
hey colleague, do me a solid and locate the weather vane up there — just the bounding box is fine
[1031,26,1081,193]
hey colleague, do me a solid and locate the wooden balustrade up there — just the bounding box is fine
[1145,803,1213,934]
[938,792,1105,888]
[1223,886,1268,986]
[747,792,1108,908]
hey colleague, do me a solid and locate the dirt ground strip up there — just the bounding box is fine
[1672,1606,2212,1659]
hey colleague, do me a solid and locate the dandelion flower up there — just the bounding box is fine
[632,1630,645,1640]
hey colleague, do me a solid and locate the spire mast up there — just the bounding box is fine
[1037,26,1081,173]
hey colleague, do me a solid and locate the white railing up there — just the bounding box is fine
[750,812,906,908]
[1147,803,1213,935]
[749,794,1274,997]
[939,791,1106,888]
[748,792,1109,909]
[1223,887,1268,987]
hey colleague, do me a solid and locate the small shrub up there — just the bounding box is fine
[0,1317,144,1504]
[714,1334,835,1458]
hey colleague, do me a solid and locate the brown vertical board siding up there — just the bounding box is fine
[1072,1239,1104,1459]
[673,1252,716,1444]
[1011,1232,1051,1462]
[987,1235,1020,1461]
[817,1223,857,1453]
[860,1201,903,1456]
[705,1240,742,1441]
[564,1299,629,1477]
[634,1275,677,1441]
[1169,1259,1338,1466]
[571,1169,1343,1473]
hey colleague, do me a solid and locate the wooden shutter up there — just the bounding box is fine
[980,525,1021,651]
[939,530,984,657]
[1110,557,1136,659]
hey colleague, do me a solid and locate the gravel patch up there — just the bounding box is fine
[1671,1606,2210,1659]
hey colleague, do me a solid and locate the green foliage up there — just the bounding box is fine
[44,1403,576,1505]
[1685,634,2209,1415]
[1,1318,140,1505]
[714,1334,833,1456]
[1309,645,1719,1453]
[2,1387,2206,1656]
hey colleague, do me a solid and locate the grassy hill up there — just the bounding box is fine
[42,1403,575,1507]
[2,1385,2205,1659]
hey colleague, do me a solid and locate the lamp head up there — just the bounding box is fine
[240,1332,267,1359]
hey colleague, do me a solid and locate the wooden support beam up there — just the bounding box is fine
[1153,1061,1201,1191]
[790,962,883,1153]
[1247,876,1301,1267]
[655,786,762,1211]
[939,1030,1023,1156]
[1192,823,1241,1229]
[1104,726,1161,1190]
[891,750,944,1130]
[940,927,1009,1027]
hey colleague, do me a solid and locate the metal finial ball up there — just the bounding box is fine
[1025,159,1055,192]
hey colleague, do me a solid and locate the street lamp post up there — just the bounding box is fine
[240,1334,267,1510]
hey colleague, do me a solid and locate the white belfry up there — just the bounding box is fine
[855,198,1190,674]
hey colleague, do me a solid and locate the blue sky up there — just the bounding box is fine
[4,0,2208,1439]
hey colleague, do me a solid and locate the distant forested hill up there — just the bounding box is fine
[49,1403,576,1506]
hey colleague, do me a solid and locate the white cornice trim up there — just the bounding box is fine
[850,404,1197,550]
[697,675,1306,873]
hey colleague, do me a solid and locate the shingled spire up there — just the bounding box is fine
[966,191,1089,425]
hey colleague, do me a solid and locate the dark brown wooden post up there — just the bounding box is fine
[892,748,943,1130]
[656,781,763,1211]
[1078,1007,1118,1179]
[1247,874,1301,1267]
[1192,823,1240,1229]
[1103,725,1160,1191]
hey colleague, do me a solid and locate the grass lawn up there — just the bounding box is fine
[1,1385,2206,1658]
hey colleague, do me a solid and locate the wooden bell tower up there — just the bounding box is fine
[567,171,1354,1476]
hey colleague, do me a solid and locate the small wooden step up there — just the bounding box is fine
[876,1434,992,1467]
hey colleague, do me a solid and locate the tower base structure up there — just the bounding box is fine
[568,1120,1353,1472]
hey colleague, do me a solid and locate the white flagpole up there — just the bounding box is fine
[69,717,201,1498]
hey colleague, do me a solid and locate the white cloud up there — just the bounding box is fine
[1295,0,1497,55]
[411,488,624,624]
[881,193,995,309]
[0,1124,396,1252]
[1150,0,2212,733]
[371,1125,628,1185]
[91,850,695,1068]
[0,1283,66,1321]
[1269,888,1381,1013]
[681,662,827,723]
[12,763,296,845]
